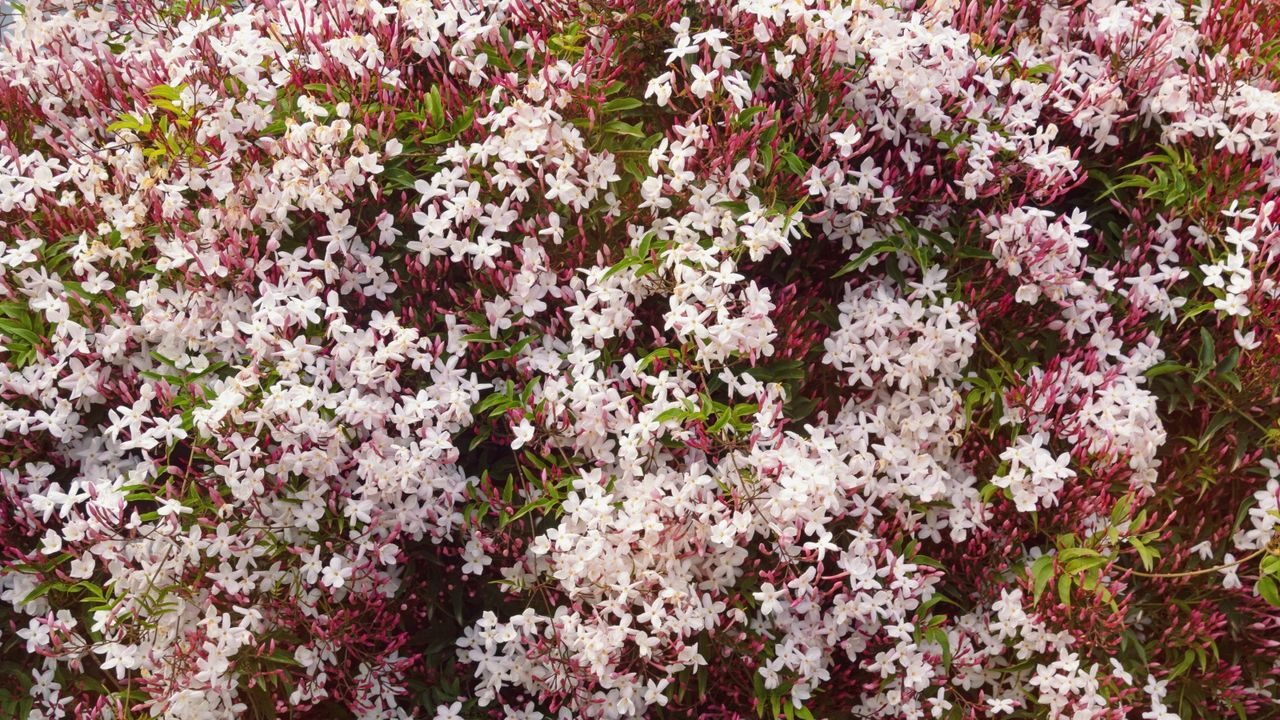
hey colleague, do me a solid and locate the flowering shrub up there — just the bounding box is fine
[2,0,1280,718]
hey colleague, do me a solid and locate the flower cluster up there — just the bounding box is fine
[1,0,1280,719]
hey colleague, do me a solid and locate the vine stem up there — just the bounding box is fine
[1125,546,1265,579]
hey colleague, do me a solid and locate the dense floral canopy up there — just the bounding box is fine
[1,0,1279,719]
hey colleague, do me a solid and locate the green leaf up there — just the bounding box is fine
[380,167,417,190]
[833,239,899,278]
[1261,554,1280,576]
[746,360,805,382]
[1219,369,1242,392]
[780,151,808,174]
[1110,493,1133,525]
[1144,361,1187,379]
[924,625,952,670]
[1258,575,1280,607]
[1030,554,1055,604]
[1194,327,1215,382]
[502,497,551,528]
[0,319,42,346]
[421,129,457,144]
[954,245,996,260]
[602,97,643,113]
[735,105,768,127]
[1215,347,1240,375]
[147,84,185,102]
[107,113,149,134]
[602,254,643,281]
[1168,649,1197,679]
[426,86,444,127]
[22,580,62,605]
[1065,555,1109,574]
[260,651,302,667]
[1129,536,1158,571]
[602,119,645,138]
[1200,411,1234,445]
[1057,547,1101,563]
[474,391,514,415]
[450,107,475,135]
